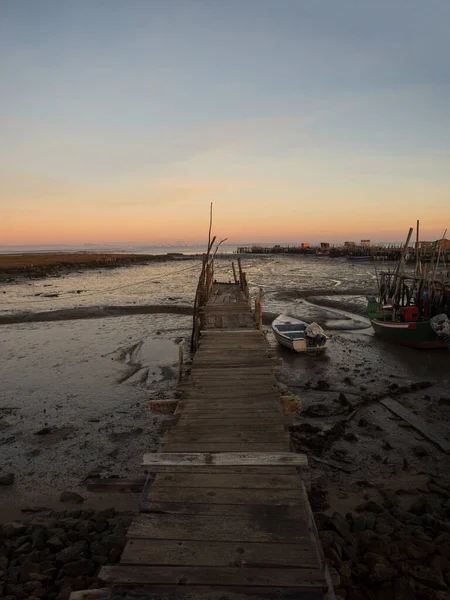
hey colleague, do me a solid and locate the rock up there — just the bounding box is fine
[408,565,447,590]
[34,427,53,435]
[303,404,337,417]
[374,518,394,536]
[352,515,368,533]
[368,562,397,583]
[324,546,341,565]
[55,540,87,564]
[393,577,416,599]
[13,542,32,556]
[329,513,351,540]
[0,472,15,485]
[355,501,384,514]
[410,495,427,515]
[19,562,41,582]
[343,432,358,442]
[412,445,429,457]
[358,417,368,427]
[96,507,115,520]
[47,536,65,552]
[62,559,95,577]
[59,491,84,504]
[315,379,330,390]
[2,521,27,539]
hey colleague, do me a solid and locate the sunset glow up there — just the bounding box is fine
[2,1,450,246]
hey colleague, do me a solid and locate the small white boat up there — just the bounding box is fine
[271,315,328,353]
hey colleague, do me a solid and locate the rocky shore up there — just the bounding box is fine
[313,475,450,599]
[0,253,187,282]
[0,506,131,600]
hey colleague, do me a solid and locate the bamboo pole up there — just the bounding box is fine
[232,261,238,284]
[415,219,420,276]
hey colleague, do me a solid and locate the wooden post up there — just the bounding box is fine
[232,261,238,284]
[415,219,420,276]
[258,287,263,329]
[178,342,184,383]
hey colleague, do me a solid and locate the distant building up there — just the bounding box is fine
[301,243,310,249]
[344,241,356,248]
[320,242,330,249]
[419,241,433,248]
[436,238,450,250]
[361,240,371,247]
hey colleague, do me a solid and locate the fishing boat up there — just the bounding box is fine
[347,255,372,262]
[368,301,448,349]
[271,315,328,353]
[368,224,450,349]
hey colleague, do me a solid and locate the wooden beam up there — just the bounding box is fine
[380,397,450,453]
[142,452,308,469]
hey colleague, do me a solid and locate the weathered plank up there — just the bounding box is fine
[100,565,326,588]
[143,452,307,469]
[121,538,318,567]
[152,473,302,489]
[141,502,306,518]
[162,443,291,452]
[108,585,325,599]
[379,397,450,453]
[163,431,290,444]
[145,486,306,506]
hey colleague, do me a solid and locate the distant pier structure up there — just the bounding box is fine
[236,241,450,262]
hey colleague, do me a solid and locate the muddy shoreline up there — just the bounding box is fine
[0,255,448,598]
[0,252,194,281]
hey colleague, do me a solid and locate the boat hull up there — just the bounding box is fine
[367,300,446,348]
[369,318,446,349]
[272,316,328,354]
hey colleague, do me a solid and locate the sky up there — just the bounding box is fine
[1,0,450,246]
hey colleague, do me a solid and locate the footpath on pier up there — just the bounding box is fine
[100,276,333,599]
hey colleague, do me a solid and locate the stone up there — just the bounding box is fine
[19,562,41,582]
[62,559,95,577]
[59,491,84,504]
[393,577,416,600]
[324,546,341,565]
[96,507,115,520]
[2,521,27,538]
[329,512,351,540]
[343,432,358,442]
[410,495,427,515]
[374,518,394,536]
[352,515,368,533]
[0,472,15,485]
[408,565,447,590]
[355,501,384,514]
[47,536,65,552]
[55,540,87,564]
[368,562,397,584]
[412,445,429,457]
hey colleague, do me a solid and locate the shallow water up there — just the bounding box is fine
[0,255,448,513]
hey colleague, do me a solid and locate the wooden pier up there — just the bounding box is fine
[100,261,332,599]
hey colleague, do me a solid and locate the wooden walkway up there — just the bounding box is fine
[100,281,332,599]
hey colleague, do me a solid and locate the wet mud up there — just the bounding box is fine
[0,255,449,526]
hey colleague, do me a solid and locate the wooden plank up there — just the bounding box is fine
[101,584,325,599]
[141,502,306,518]
[100,565,326,588]
[380,397,450,453]
[152,473,302,489]
[127,513,311,543]
[86,478,145,493]
[147,486,305,505]
[142,466,297,474]
[121,538,318,567]
[142,453,307,469]
[162,443,291,452]
[162,432,290,444]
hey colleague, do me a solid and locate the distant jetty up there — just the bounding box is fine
[0,252,191,279]
[237,240,450,262]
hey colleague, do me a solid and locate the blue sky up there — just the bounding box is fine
[1,0,449,244]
